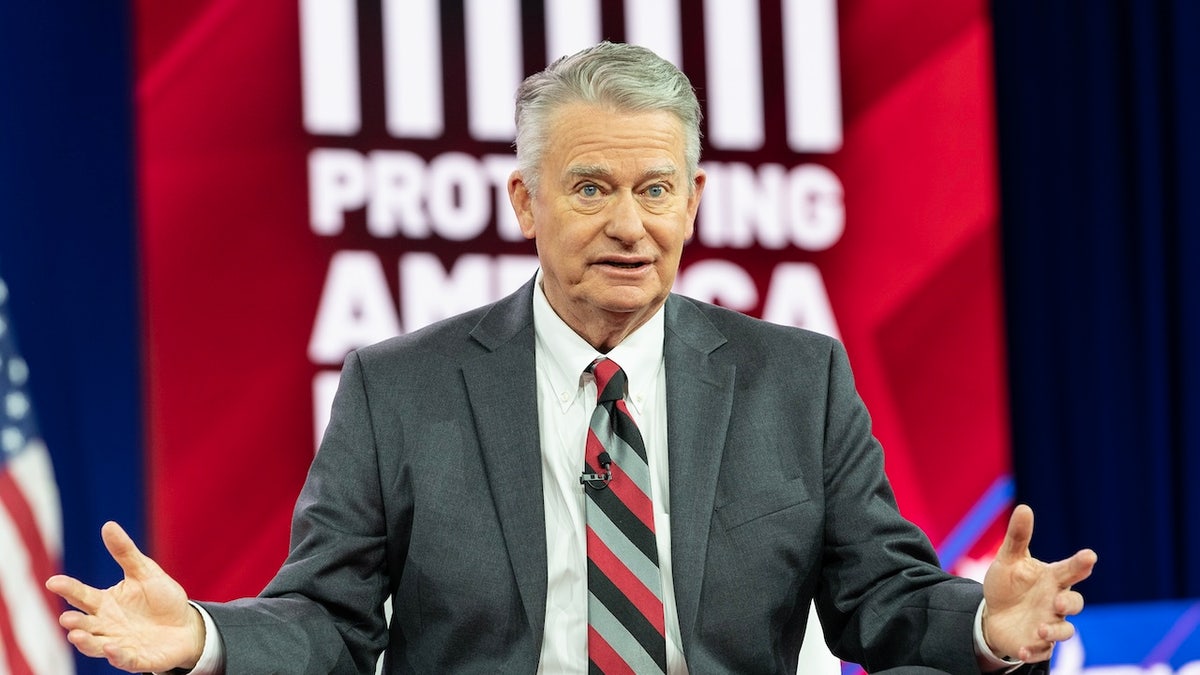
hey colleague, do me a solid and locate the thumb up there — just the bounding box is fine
[101,521,159,581]
[997,504,1034,564]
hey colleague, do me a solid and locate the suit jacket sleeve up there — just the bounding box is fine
[199,349,394,674]
[814,339,983,672]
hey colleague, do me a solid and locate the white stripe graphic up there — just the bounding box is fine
[783,0,843,152]
[703,0,765,149]
[625,0,682,68]
[382,0,443,138]
[545,0,601,62]
[465,0,523,141]
[299,0,361,135]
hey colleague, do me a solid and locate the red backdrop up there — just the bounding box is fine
[136,0,1010,601]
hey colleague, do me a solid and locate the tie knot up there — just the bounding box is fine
[588,358,626,404]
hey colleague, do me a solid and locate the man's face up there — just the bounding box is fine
[508,103,705,343]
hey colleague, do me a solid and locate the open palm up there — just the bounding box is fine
[45,521,205,672]
[982,505,1097,663]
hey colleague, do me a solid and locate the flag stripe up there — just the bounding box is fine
[0,278,74,675]
[0,467,58,618]
[0,487,73,674]
[0,584,35,675]
[9,441,64,560]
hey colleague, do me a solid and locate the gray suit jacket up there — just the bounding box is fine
[202,279,985,673]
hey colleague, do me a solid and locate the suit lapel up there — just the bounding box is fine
[662,296,734,652]
[462,281,548,641]
[456,287,735,652]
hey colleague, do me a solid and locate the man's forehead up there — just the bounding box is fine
[566,163,678,180]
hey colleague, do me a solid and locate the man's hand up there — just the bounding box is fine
[982,505,1098,663]
[44,521,206,673]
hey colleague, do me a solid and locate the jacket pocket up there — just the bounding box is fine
[715,477,811,531]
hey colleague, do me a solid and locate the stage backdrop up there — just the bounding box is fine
[135,0,1010,611]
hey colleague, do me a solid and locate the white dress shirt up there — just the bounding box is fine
[530,276,687,674]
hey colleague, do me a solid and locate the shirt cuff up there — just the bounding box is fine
[974,600,1024,673]
[155,602,226,675]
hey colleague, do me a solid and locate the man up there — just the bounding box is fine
[47,42,1095,673]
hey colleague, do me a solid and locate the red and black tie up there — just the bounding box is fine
[581,357,667,674]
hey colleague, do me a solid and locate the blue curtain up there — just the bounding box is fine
[0,3,142,673]
[992,1,1200,603]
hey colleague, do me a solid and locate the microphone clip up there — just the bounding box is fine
[580,452,613,490]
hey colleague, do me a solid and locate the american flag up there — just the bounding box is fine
[0,275,73,674]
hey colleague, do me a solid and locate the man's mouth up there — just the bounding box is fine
[602,261,646,269]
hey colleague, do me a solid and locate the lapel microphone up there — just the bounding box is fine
[580,451,612,490]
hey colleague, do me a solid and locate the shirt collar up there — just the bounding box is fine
[532,269,665,414]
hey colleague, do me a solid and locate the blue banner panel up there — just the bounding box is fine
[1052,600,1200,673]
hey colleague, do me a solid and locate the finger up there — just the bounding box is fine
[59,608,123,637]
[1053,548,1098,587]
[65,629,141,674]
[1019,643,1055,664]
[997,504,1034,563]
[45,574,105,615]
[65,628,111,659]
[101,521,159,581]
[1054,589,1085,617]
[1038,619,1076,643]
[59,610,101,632]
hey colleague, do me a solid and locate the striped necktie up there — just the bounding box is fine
[581,357,667,674]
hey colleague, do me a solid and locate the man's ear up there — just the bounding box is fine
[507,171,537,241]
[684,168,707,240]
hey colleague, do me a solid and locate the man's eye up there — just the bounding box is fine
[646,185,666,198]
[580,184,599,197]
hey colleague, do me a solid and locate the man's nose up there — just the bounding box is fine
[605,191,646,243]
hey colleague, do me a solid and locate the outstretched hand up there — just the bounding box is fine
[44,521,205,673]
[982,505,1097,663]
